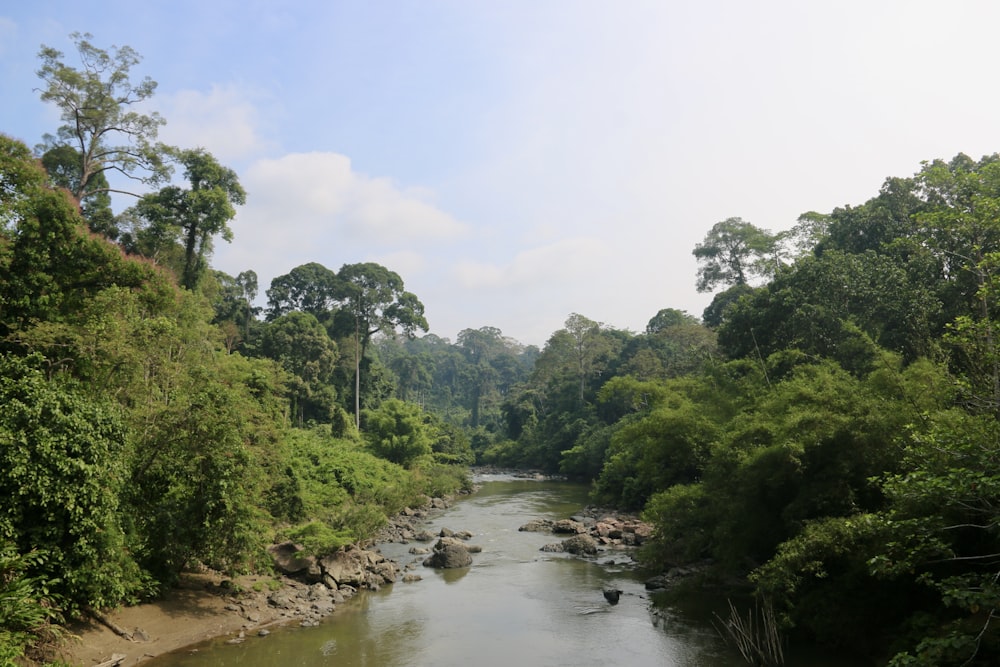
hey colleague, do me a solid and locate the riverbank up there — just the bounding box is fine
[55,570,300,666]
[56,494,458,666]
[54,474,629,666]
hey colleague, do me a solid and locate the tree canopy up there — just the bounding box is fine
[35,32,171,205]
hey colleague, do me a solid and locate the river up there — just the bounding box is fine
[147,474,853,667]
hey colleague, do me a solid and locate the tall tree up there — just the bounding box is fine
[35,32,171,207]
[208,269,259,348]
[785,210,832,259]
[235,270,259,338]
[334,263,428,429]
[258,311,338,425]
[693,217,779,292]
[564,313,613,405]
[645,308,698,334]
[457,327,506,429]
[265,262,339,321]
[131,149,245,290]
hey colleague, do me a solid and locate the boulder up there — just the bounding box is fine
[371,559,400,584]
[319,547,369,588]
[423,539,473,569]
[562,534,599,555]
[519,519,553,532]
[552,519,585,534]
[267,542,315,575]
[266,588,300,610]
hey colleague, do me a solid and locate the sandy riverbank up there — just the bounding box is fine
[55,572,301,667]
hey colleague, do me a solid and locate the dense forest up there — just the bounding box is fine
[4,33,1000,667]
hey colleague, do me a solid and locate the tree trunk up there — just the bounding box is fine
[354,316,361,430]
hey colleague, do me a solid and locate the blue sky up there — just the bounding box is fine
[5,2,1000,346]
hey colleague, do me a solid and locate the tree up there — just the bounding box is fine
[35,32,171,206]
[912,154,1000,412]
[362,398,433,468]
[618,314,717,380]
[457,327,506,428]
[235,270,259,338]
[564,313,614,405]
[39,144,116,237]
[131,149,245,290]
[645,308,698,334]
[334,263,428,429]
[208,269,260,346]
[0,135,157,341]
[693,217,779,292]
[717,250,940,369]
[258,312,338,425]
[265,262,339,321]
[785,210,831,259]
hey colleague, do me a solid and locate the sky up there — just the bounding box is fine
[5,2,1000,347]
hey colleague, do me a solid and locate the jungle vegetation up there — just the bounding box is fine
[4,33,1000,667]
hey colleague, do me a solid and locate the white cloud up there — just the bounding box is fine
[367,250,426,278]
[239,152,467,245]
[157,84,275,161]
[213,151,467,299]
[453,237,612,289]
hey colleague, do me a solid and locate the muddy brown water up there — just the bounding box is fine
[147,474,855,667]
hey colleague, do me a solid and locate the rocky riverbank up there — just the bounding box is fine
[56,485,654,667]
[56,494,462,667]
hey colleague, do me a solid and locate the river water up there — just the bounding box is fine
[148,474,852,667]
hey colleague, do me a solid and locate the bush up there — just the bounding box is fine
[0,547,63,665]
[0,354,149,611]
[284,521,353,557]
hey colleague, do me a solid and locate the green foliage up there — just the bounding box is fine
[594,391,718,510]
[38,144,116,238]
[126,364,267,583]
[258,311,339,425]
[129,148,245,290]
[864,411,1000,665]
[693,217,781,292]
[0,137,158,339]
[35,32,171,202]
[265,262,339,321]
[718,250,941,366]
[559,421,619,480]
[0,547,64,665]
[363,398,434,468]
[285,521,353,557]
[0,354,147,611]
[641,483,713,566]
[427,417,475,465]
[750,515,927,654]
[280,427,423,544]
[412,461,473,498]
